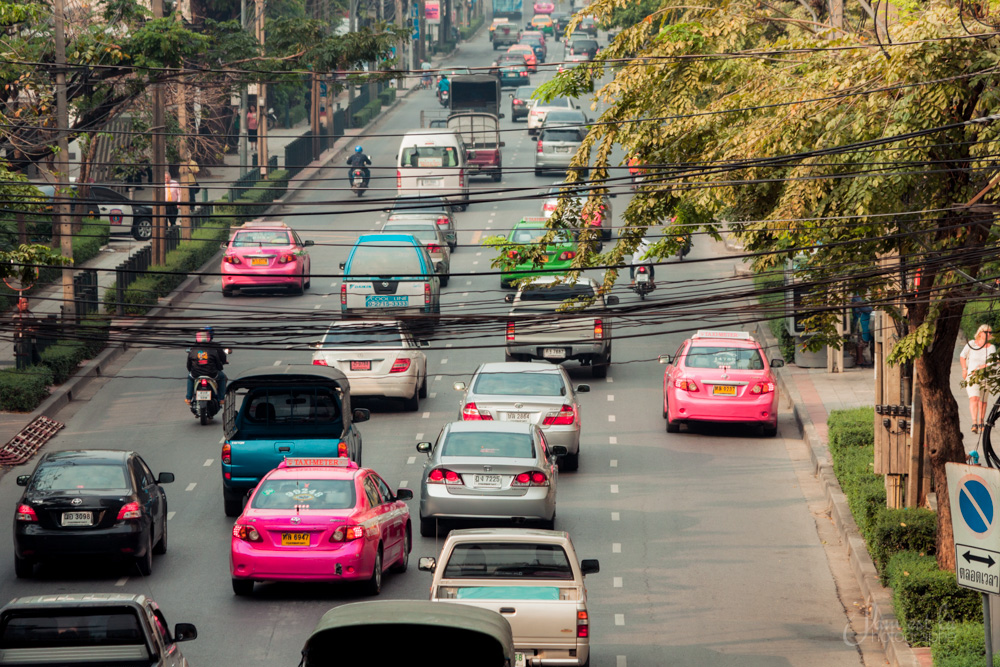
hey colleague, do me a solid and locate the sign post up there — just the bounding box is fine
[947,462,1000,667]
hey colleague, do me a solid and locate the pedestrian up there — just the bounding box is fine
[165,172,180,226]
[247,108,258,151]
[960,323,997,434]
[851,294,873,367]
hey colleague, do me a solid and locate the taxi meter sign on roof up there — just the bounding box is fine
[280,457,356,469]
[692,330,753,340]
[946,463,1000,594]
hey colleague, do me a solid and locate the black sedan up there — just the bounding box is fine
[13,450,174,578]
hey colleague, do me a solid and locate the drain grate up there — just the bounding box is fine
[0,416,64,466]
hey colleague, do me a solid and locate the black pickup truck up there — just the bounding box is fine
[0,593,197,667]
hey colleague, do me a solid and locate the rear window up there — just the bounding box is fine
[348,241,424,275]
[440,431,534,458]
[541,129,583,143]
[519,284,595,301]
[509,228,573,244]
[400,145,460,168]
[31,464,129,492]
[472,372,565,396]
[443,543,573,579]
[0,610,144,648]
[382,225,439,243]
[684,345,764,370]
[251,478,355,510]
[541,98,573,109]
[389,197,450,214]
[515,87,536,99]
[231,230,292,247]
[574,40,598,51]
[320,327,405,348]
[242,388,340,425]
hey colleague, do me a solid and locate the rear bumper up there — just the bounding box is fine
[506,342,607,362]
[667,389,778,426]
[343,374,419,399]
[535,154,575,170]
[420,485,555,521]
[230,537,371,582]
[222,274,304,289]
[16,523,148,560]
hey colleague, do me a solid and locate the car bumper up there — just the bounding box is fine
[521,645,590,666]
[15,523,149,559]
[512,107,529,119]
[230,537,372,582]
[535,154,575,170]
[342,305,437,318]
[505,342,607,362]
[667,390,778,425]
[420,485,555,521]
[343,373,419,399]
[537,425,580,454]
[222,271,305,289]
[501,76,531,88]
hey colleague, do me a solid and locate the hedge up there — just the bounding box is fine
[932,622,999,667]
[379,87,396,106]
[869,507,937,582]
[460,15,484,40]
[352,99,382,128]
[885,551,981,646]
[0,367,53,412]
[39,341,87,384]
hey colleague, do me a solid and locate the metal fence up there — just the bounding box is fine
[72,269,99,321]
[229,155,279,203]
[113,246,152,317]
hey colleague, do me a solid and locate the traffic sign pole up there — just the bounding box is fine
[986,594,994,667]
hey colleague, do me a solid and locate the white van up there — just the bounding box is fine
[396,130,472,211]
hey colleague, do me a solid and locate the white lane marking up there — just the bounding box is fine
[322,293,331,298]
[415,433,424,440]
[608,415,616,422]
[219,437,224,444]
[446,343,453,348]
[457,303,466,307]
[185,483,197,492]
[476,251,482,256]
[441,358,449,364]
[611,512,620,521]
[203,459,213,467]
[314,304,321,309]
[609,436,617,444]
[610,484,619,494]
[462,292,469,296]
[330,282,337,287]
[422,411,430,419]
[400,480,408,487]
[607,376,613,383]
[615,614,625,626]
[613,543,622,553]
[408,456,417,464]
[273,360,281,366]
[610,459,617,467]
[607,394,614,401]
[167,511,176,521]
[613,577,623,588]
[115,577,128,587]
[617,657,627,667]
[430,392,437,398]
[436,375,442,381]
[466,280,472,285]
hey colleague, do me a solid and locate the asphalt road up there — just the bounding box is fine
[0,13,870,667]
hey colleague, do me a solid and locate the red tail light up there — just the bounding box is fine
[520,70,528,76]
[276,253,296,264]
[396,170,401,188]
[750,381,775,395]
[507,250,519,259]
[559,251,576,261]
[331,524,365,542]
[233,523,262,542]
[637,266,648,274]
[506,321,515,341]
[427,244,441,254]
[543,202,557,212]
[15,504,37,522]
[117,502,141,521]
[512,471,549,486]
[577,610,589,637]
[222,443,231,465]
[200,378,209,388]
[537,140,543,153]
[514,99,524,105]
[459,169,465,187]
[543,404,576,425]
[424,282,431,304]
[462,402,493,420]
[341,284,347,305]
[674,378,699,392]
[594,319,604,339]
[390,358,411,373]
[312,358,328,366]
[338,442,349,457]
[222,255,242,264]
[436,216,449,226]
[427,468,464,485]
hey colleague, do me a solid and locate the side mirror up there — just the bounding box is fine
[223,348,232,355]
[303,240,315,247]
[771,359,785,368]
[500,141,506,147]
[550,445,568,457]
[174,623,198,643]
[338,262,346,270]
[504,294,514,303]
[658,355,673,364]
[353,408,371,423]
[395,488,414,501]
[418,557,436,572]
[308,341,322,349]
[419,340,431,347]
[453,381,467,391]
[416,441,433,453]
[157,472,175,484]
[576,384,590,393]
[580,559,600,575]
[606,295,619,306]
[16,475,29,486]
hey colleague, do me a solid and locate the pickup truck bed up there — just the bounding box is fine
[0,644,153,666]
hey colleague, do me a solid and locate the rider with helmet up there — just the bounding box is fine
[437,74,451,102]
[629,235,656,284]
[185,327,228,405]
[346,145,372,188]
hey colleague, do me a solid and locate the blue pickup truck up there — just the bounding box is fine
[220,365,369,517]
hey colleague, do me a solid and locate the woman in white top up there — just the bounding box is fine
[960,324,997,433]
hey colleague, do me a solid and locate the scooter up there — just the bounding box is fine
[191,373,221,426]
[351,169,367,197]
[676,234,692,260]
[439,88,450,107]
[632,265,655,300]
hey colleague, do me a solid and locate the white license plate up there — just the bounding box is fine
[556,146,572,153]
[637,273,650,283]
[420,178,443,187]
[365,296,409,307]
[195,390,212,401]
[502,412,531,422]
[543,348,567,359]
[61,511,93,527]
[473,475,502,488]
[515,653,526,667]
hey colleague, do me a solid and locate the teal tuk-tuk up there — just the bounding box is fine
[300,600,515,666]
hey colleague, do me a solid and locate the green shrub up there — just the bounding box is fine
[39,341,87,384]
[73,217,110,264]
[932,622,1000,667]
[870,508,937,580]
[266,169,290,194]
[828,406,874,448]
[288,102,308,127]
[77,315,111,358]
[379,87,397,106]
[460,15,484,40]
[352,107,371,127]
[828,408,884,541]
[0,367,52,412]
[885,551,981,646]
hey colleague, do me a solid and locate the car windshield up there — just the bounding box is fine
[251,478,356,510]
[231,230,292,247]
[473,372,564,396]
[348,242,424,275]
[31,464,129,492]
[441,431,535,458]
[442,543,574,579]
[320,327,405,348]
[509,228,573,244]
[400,146,460,168]
[390,197,450,214]
[684,346,765,370]
[540,98,573,109]
[542,129,584,142]
[382,225,439,243]
[515,87,537,99]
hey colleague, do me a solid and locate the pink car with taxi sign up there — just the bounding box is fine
[230,457,413,596]
[220,220,314,297]
[659,330,784,437]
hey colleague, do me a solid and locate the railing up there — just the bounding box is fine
[230,166,262,204]
[72,269,99,321]
[284,134,314,180]
[165,225,181,254]
[114,246,152,317]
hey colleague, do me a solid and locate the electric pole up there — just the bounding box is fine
[52,0,73,320]
[176,0,193,241]
[256,0,269,178]
[151,0,167,265]
[239,0,249,176]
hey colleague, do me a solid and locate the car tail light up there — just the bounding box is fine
[222,255,242,264]
[637,266,648,274]
[674,378,699,392]
[577,610,589,637]
[543,202,557,212]
[222,443,231,465]
[117,502,141,521]
[559,251,576,261]
[424,282,431,304]
[427,243,441,254]
[427,468,464,485]
[436,216,449,226]
[331,524,365,542]
[594,319,604,339]
[341,284,347,305]
[750,381,776,395]
[506,321,515,341]
[277,253,296,264]
[514,99,523,105]
[512,471,549,486]
[312,358,328,366]
[338,442,349,457]
[537,140,543,153]
[520,70,528,76]
[233,523,262,542]
[390,358,411,373]
[543,404,576,426]
[396,170,401,188]
[15,504,37,522]
[459,169,465,187]
[462,402,493,420]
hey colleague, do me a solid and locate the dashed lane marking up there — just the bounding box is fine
[415,433,424,440]
[614,577,623,588]
[115,577,128,587]
[611,512,620,521]
[422,412,430,419]
[400,480,408,487]
[436,376,442,381]
[476,251,482,256]
[615,614,625,626]
[314,305,321,309]
[273,360,281,366]
[185,483,197,492]
[613,543,622,553]
[167,511,176,521]
[430,392,437,398]
[607,394,614,401]
[607,376,613,383]
[466,281,472,286]
[610,459,617,467]
[608,415,616,422]
[446,343,453,348]
[203,459,213,467]
[462,292,469,296]
[609,436,617,444]
[473,261,479,265]
[617,657,627,667]
[441,358,449,364]
[407,456,416,464]
[610,484,619,494]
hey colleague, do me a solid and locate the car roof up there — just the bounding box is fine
[446,527,569,542]
[444,421,536,435]
[40,449,130,465]
[474,362,563,375]
[356,233,420,245]
[3,594,148,609]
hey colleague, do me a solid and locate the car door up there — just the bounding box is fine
[146,602,183,667]
[90,186,134,232]
[537,430,558,489]
[133,456,162,540]
[371,473,404,556]
[361,476,393,563]
[293,230,311,276]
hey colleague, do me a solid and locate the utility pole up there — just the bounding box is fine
[829,0,844,34]
[348,0,356,122]
[52,0,73,320]
[239,0,249,176]
[151,0,167,265]
[255,0,269,179]
[176,0,193,241]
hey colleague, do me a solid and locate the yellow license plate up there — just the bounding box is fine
[250,258,268,266]
[281,532,310,546]
[713,385,737,396]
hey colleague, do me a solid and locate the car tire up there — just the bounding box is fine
[364,547,383,596]
[223,487,244,517]
[762,424,778,437]
[13,555,33,579]
[560,451,579,472]
[666,418,680,433]
[420,516,438,538]
[390,527,410,573]
[222,288,234,298]
[534,169,543,176]
[449,242,457,252]
[135,533,153,576]
[153,518,167,555]
[419,373,428,399]
[505,352,519,363]
[540,514,556,530]
[305,278,311,290]
[441,275,450,287]
[500,279,510,290]
[402,387,419,412]
[232,578,254,596]
[290,282,305,296]
[492,171,502,182]
[592,355,609,378]
[133,218,153,242]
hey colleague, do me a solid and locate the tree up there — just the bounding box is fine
[542,0,1000,570]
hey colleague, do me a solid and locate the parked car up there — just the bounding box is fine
[380,220,452,286]
[220,220,313,297]
[498,218,579,288]
[386,194,457,251]
[36,184,154,242]
[13,450,174,577]
[510,85,538,121]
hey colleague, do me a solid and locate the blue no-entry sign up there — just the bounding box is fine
[947,463,1000,595]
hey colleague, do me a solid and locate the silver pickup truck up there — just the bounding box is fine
[419,528,599,667]
[504,277,618,378]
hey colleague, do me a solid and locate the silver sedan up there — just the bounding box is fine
[453,362,589,471]
[416,421,564,538]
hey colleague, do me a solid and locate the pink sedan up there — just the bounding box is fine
[659,330,784,437]
[533,2,555,14]
[220,221,313,297]
[230,457,413,596]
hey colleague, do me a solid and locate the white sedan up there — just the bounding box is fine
[310,320,428,411]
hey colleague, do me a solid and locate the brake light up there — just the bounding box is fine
[674,378,699,392]
[559,251,576,261]
[537,140,543,153]
[506,321,515,341]
[312,358,328,366]
[637,266,648,274]
[396,170,401,187]
[15,504,37,522]
[577,610,589,637]
[514,99,523,105]
[331,524,366,542]
[462,402,493,420]
[338,442,349,457]
[424,282,431,304]
[594,319,603,339]
[341,284,347,305]
[459,169,465,187]
[222,255,242,264]
[222,443,231,465]
[427,468,464,485]
[117,502,141,521]
[427,244,441,254]
[276,253,296,264]
[390,358,411,373]
[233,523,262,542]
[520,71,528,76]
[200,378,209,388]
[543,202,556,212]
[512,471,549,486]
[543,404,576,426]
[750,381,776,395]
[436,216,449,226]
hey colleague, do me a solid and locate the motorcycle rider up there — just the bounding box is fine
[437,74,451,103]
[185,327,228,405]
[346,145,371,188]
[629,236,656,285]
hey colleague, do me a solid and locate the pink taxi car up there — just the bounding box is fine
[230,457,413,596]
[220,220,313,297]
[533,2,555,15]
[659,330,784,437]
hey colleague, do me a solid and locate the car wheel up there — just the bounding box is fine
[223,487,244,517]
[534,169,543,176]
[290,282,305,296]
[132,218,153,242]
[232,578,254,596]
[420,516,438,538]
[560,451,579,472]
[419,373,428,399]
[592,355,609,379]
[762,423,778,437]
[135,533,153,576]
[492,171,502,182]
[402,386,419,412]
[391,527,410,573]
[222,288,234,298]
[153,518,167,555]
[666,417,680,433]
[505,352,519,363]
[364,547,383,596]
[13,555,33,579]
[304,278,311,289]
[441,275,450,287]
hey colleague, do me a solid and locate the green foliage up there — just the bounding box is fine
[77,316,111,358]
[932,622,1000,667]
[460,15,485,40]
[870,508,937,581]
[352,99,383,128]
[379,87,397,106]
[0,367,52,412]
[885,552,981,646]
[961,298,1000,341]
[72,218,111,265]
[39,341,87,385]
[597,0,662,30]
[752,271,796,362]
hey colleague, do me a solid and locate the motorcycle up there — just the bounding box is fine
[439,88,450,107]
[351,168,367,197]
[266,107,279,128]
[191,373,221,426]
[676,234,692,260]
[632,265,655,300]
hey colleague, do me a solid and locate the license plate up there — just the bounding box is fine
[515,653,526,667]
[543,348,567,359]
[420,178,443,187]
[556,146,572,153]
[473,475,502,488]
[637,273,650,283]
[61,511,93,527]
[713,385,737,396]
[365,296,409,307]
[502,412,531,422]
[350,360,372,371]
[281,532,310,546]
[250,258,268,266]
[195,390,212,401]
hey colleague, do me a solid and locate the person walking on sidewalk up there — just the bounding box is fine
[164,172,181,226]
[247,108,258,152]
[960,323,997,433]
